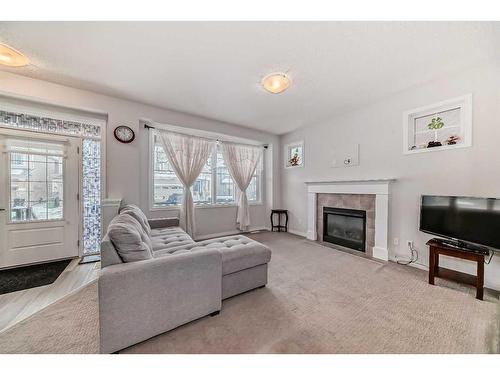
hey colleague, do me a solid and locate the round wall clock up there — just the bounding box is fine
[114,125,135,143]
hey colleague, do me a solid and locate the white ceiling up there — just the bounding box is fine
[0,22,499,134]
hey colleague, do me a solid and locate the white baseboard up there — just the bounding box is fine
[287,229,307,237]
[306,230,317,240]
[195,226,268,241]
[372,246,389,261]
[389,255,428,271]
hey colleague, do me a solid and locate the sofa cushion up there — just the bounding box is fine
[107,213,153,263]
[150,226,187,237]
[219,238,271,275]
[148,217,180,230]
[101,234,124,267]
[153,235,271,275]
[120,204,152,236]
[151,232,195,251]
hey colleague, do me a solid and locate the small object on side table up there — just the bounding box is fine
[427,238,487,300]
[270,209,288,232]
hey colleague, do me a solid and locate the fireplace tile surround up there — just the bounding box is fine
[317,194,376,256]
[306,179,395,261]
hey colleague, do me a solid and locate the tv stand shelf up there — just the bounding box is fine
[427,239,486,300]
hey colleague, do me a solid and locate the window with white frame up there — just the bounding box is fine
[284,141,304,168]
[152,132,262,208]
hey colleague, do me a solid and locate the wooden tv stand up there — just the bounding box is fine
[427,239,486,300]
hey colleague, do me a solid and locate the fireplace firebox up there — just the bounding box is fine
[323,207,366,252]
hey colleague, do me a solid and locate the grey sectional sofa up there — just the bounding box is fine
[98,204,271,353]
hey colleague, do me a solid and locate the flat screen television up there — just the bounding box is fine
[420,195,500,250]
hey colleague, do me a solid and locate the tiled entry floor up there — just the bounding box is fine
[0,258,99,333]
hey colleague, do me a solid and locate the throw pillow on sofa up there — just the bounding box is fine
[108,213,153,262]
[120,204,152,236]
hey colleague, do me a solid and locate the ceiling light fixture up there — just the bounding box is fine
[0,43,29,67]
[261,72,290,94]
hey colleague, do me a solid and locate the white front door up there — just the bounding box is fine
[0,128,81,269]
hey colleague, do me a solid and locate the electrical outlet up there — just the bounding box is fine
[393,238,399,246]
[407,240,413,248]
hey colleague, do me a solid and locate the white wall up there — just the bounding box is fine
[0,71,280,238]
[281,63,500,290]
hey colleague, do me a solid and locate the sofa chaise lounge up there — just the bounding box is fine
[98,204,272,353]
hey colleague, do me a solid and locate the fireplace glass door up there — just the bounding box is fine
[323,207,366,252]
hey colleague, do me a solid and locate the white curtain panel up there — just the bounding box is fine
[220,142,262,230]
[157,130,215,237]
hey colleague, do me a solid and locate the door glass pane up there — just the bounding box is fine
[29,154,47,163]
[30,200,48,220]
[10,197,28,221]
[29,161,47,182]
[11,167,28,182]
[30,182,47,202]
[47,157,63,181]
[10,181,28,203]
[9,151,64,222]
[10,169,29,221]
[48,201,63,220]
[48,180,64,220]
[10,153,28,182]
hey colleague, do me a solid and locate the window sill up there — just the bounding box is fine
[151,202,264,211]
[284,164,304,169]
[196,202,263,209]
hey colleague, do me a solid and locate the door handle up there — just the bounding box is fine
[0,208,5,211]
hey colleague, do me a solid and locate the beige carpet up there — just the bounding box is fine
[1,232,499,354]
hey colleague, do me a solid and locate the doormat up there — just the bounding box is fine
[0,259,72,295]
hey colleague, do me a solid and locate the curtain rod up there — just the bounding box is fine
[144,123,268,149]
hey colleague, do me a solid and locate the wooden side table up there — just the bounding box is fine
[270,209,288,232]
[427,239,486,300]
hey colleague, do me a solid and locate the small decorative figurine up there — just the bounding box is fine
[446,135,460,145]
[427,141,442,148]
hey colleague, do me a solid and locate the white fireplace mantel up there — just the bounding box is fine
[306,178,396,261]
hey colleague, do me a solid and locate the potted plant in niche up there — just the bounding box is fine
[427,117,444,148]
